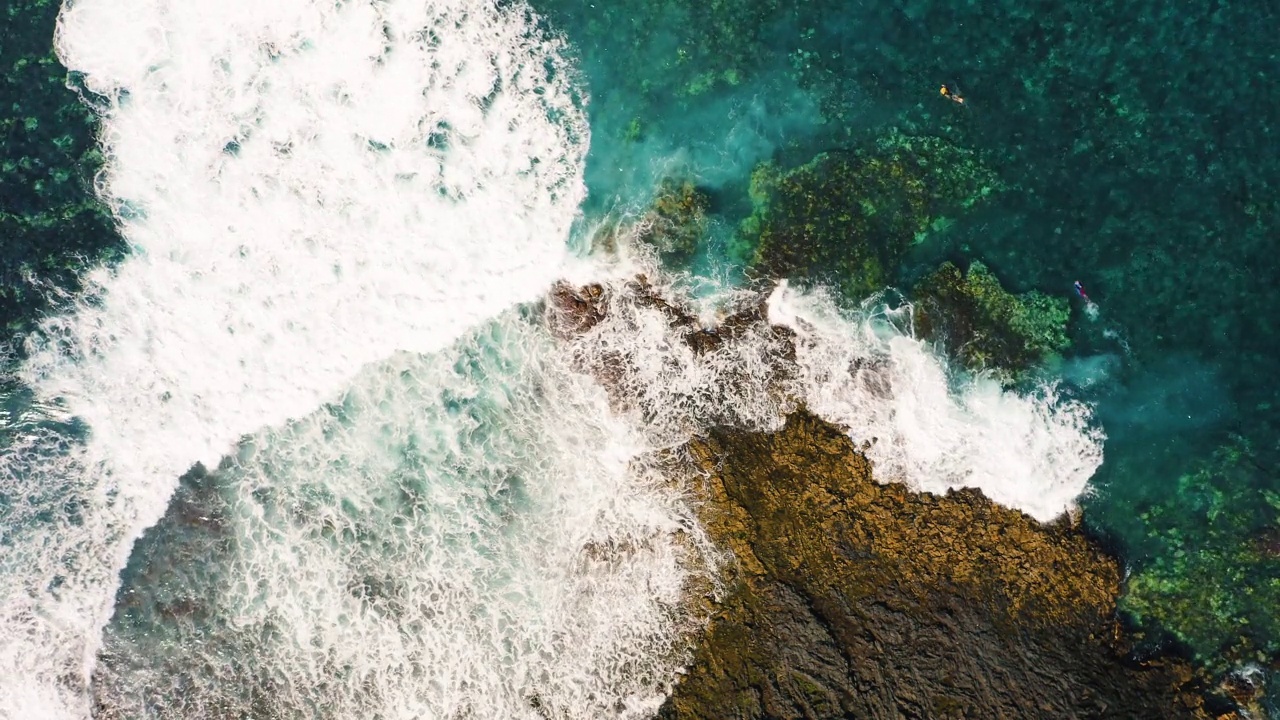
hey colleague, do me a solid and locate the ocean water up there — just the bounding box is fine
[1,0,1275,717]
[92,315,720,719]
[7,0,592,714]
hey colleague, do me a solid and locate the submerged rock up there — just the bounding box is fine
[740,131,1000,299]
[547,275,1234,717]
[912,260,1071,377]
[637,178,713,269]
[661,411,1219,719]
[1120,435,1280,671]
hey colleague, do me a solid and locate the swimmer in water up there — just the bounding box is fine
[940,82,965,105]
[1073,280,1090,302]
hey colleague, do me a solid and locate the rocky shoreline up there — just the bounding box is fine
[548,277,1241,719]
[661,411,1218,719]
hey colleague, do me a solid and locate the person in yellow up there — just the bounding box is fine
[940,83,965,105]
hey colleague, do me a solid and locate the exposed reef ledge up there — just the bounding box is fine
[660,410,1221,719]
[547,277,1235,718]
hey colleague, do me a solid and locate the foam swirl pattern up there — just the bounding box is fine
[3,0,586,715]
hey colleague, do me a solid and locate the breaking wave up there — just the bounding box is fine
[556,255,1104,524]
[93,315,717,719]
[769,282,1104,521]
[3,0,585,715]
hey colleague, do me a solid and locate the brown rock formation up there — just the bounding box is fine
[548,275,774,354]
[661,411,1219,719]
[545,277,1232,718]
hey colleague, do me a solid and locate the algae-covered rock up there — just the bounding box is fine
[637,178,712,269]
[741,131,1000,300]
[662,411,1217,719]
[545,276,1230,717]
[913,260,1070,375]
[1121,435,1280,670]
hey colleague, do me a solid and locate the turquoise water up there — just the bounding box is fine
[2,0,1279,714]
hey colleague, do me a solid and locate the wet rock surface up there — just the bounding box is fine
[660,411,1220,719]
[547,277,1231,718]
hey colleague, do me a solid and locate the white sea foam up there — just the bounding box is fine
[554,272,796,446]
[3,0,585,716]
[771,281,1104,521]
[93,315,717,720]
[558,253,1103,524]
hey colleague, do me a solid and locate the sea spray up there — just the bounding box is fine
[3,0,586,715]
[771,281,1105,522]
[550,277,797,445]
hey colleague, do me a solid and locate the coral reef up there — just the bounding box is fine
[912,260,1070,376]
[741,132,999,299]
[1121,435,1280,670]
[548,276,1234,717]
[1,0,123,338]
[661,411,1219,719]
[636,178,712,269]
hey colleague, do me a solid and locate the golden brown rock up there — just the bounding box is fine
[545,277,1234,718]
[664,411,1221,719]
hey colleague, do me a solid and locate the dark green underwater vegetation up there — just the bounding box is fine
[1119,434,1280,670]
[535,0,1280,701]
[736,131,1000,298]
[1,0,123,340]
[912,260,1071,379]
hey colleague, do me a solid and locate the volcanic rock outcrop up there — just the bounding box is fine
[660,410,1217,719]
[548,277,1226,719]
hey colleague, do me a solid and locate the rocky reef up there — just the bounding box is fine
[660,410,1217,719]
[548,274,1232,718]
[738,132,1000,298]
[912,260,1071,378]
